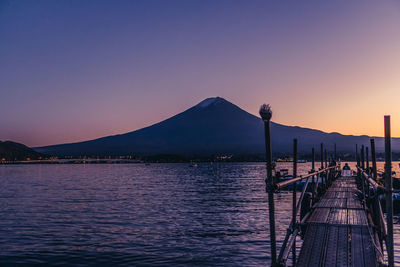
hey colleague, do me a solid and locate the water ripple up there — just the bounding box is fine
[0,163,399,266]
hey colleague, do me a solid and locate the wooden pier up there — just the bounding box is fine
[259,104,394,267]
[297,175,380,266]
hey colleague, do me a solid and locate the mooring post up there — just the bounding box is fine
[361,145,365,170]
[312,148,315,200]
[320,143,324,187]
[370,139,377,180]
[334,143,337,161]
[320,143,324,169]
[325,149,328,184]
[365,146,370,199]
[259,104,277,265]
[384,115,394,267]
[356,144,360,167]
[292,139,297,265]
[366,147,369,175]
[360,144,366,201]
[370,139,383,250]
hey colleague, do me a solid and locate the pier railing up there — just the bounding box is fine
[356,168,387,263]
[274,163,339,266]
[355,115,394,266]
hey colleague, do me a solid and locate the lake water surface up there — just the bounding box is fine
[1,163,400,266]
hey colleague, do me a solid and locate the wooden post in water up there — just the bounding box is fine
[361,145,365,170]
[320,143,324,169]
[320,143,324,187]
[356,144,360,167]
[384,115,394,267]
[366,147,369,175]
[370,139,377,180]
[259,104,277,265]
[312,148,315,171]
[365,146,370,199]
[292,139,297,265]
[324,149,328,185]
[312,148,315,200]
[334,143,337,161]
[370,137,382,249]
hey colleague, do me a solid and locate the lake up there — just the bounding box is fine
[1,163,400,266]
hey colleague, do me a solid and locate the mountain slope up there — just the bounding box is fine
[0,141,45,160]
[35,97,398,156]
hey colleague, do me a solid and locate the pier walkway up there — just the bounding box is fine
[297,174,378,266]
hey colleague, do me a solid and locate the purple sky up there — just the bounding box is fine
[1,1,400,146]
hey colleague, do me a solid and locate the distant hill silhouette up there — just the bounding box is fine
[35,97,400,157]
[0,141,45,160]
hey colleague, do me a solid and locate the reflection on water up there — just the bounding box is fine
[0,163,399,265]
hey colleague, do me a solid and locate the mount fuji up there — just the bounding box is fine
[35,97,398,157]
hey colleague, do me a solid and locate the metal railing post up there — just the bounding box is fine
[292,139,297,265]
[259,104,277,265]
[384,115,394,267]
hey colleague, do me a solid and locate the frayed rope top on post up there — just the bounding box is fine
[259,104,272,122]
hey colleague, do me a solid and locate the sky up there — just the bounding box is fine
[1,0,400,147]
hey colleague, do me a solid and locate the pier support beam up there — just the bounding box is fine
[320,143,324,169]
[370,139,377,180]
[311,148,315,200]
[356,144,360,167]
[334,143,337,161]
[384,115,394,267]
[260,104,277,265]
[292,139,297,265]
[320,143,324,188]
[366,147,369,175]
[361,145,365,170]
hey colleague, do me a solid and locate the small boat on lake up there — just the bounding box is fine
[189,161,198,168]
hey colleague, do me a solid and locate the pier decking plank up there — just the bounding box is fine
[296,176,378,266]
[324,226,339,266]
